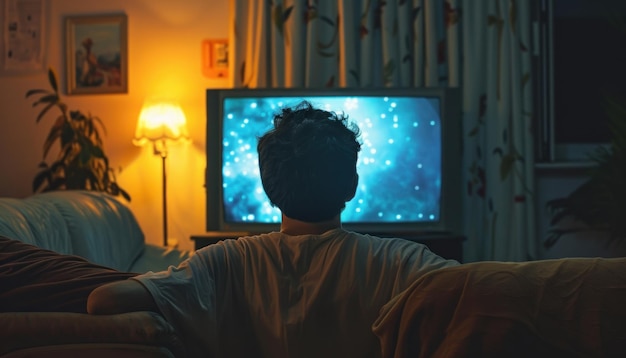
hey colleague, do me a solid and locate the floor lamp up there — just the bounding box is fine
[133,99,189,247]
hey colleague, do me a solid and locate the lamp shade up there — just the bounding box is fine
[133,99,189,146]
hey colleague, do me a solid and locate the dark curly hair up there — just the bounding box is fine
[257,101,362,222]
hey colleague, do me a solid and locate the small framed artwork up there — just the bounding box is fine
[202,38,228,79]
[65,14,127,95]
[0,0,47,75]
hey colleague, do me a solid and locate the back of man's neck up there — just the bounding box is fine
[280,215,341,236]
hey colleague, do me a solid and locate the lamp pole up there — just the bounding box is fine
[161,152,168,247]
[156,139,168,247]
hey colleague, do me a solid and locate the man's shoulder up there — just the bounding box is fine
[199,233,283,254]
[343,230,424,246]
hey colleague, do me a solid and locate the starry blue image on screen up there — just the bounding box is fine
[221,96,442,224]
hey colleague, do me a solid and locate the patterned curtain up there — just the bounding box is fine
[230,0,536,262]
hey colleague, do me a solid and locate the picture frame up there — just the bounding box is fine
[65,14,127,95]
[202,38,228,79]
[0,0,47,75]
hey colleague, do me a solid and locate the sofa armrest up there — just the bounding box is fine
[374,258,626,357]
[130,244,191,273]
[0,311,185,357]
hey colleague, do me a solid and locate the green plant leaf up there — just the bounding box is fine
[79,145,91,164]
[91,146,105,158]
[119,188,131,202]
[91,115,107,136]
[44,161,67,191]
[42,117,64,159]
[85,170,100,190]
[60,122,74,147]
[25,89,49,98]
[47,177,65,191]
[66,167,86,189]
[70,110,86,120]
[48,68,59,93]
[36,102,57,123]
[109,183,120,196]
[60,143,74,163]
[78,137,104,163]
[49,161,65,174]
[32,168,51,193]
[85,119,95,138]
[32,94,59,107]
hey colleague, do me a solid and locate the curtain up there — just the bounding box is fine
[230,0,536,262]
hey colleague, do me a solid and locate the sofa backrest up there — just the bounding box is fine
[0,190,145,271]
[0,196,72,254]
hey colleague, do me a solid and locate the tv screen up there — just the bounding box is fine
[206,88,462,235]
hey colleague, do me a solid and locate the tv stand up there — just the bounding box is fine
[191,231,465,262]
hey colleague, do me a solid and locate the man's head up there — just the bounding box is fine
[257,101,361,222]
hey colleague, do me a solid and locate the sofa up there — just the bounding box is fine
[0,190,191,357]
[2,191,626,357]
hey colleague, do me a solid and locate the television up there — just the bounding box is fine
[205,87,463,236]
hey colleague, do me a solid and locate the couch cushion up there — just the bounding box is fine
[0,311,186,357]
[0,237,136,313]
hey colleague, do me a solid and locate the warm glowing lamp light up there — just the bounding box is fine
[134,100,189,145]
[133,99,190,247]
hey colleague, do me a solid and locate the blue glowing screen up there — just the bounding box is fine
[221,96,442,224]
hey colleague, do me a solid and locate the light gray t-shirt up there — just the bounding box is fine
[132,229,459,358]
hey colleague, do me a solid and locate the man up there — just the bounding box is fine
[88,101,459,357]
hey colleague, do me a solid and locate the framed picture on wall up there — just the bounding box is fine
[65,14,127,95]
[202,38,229,79]
[0,0,47,75]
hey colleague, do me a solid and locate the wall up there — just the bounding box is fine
[0,0,230,251]
[2,1,619,259]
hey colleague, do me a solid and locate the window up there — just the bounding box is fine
[536,0,626,162]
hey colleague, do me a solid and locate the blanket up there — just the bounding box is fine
[0,237,137,313]
[373,258,626,358]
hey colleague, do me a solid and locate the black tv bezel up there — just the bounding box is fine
[206,87,463,235]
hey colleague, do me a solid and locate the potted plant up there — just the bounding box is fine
[545,97,626,248]
[25,68,130,201]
